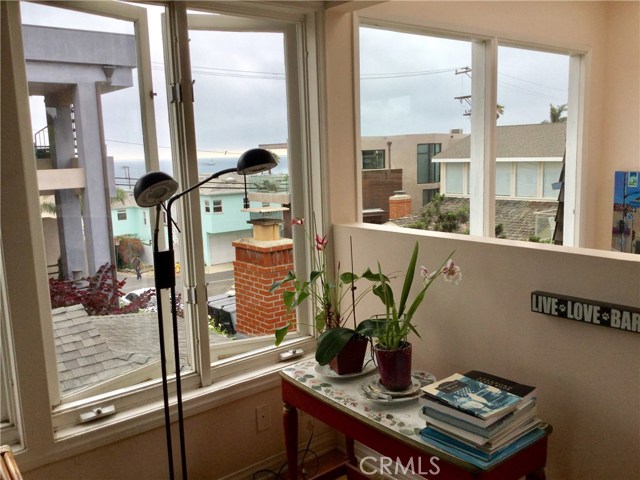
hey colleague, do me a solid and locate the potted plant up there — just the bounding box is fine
[358,241,461,391]
[271,218,378,374]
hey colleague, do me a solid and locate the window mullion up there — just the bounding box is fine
[469,38,497,237]
[563,53,586,247]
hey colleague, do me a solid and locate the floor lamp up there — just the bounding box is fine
[133,148,278,480]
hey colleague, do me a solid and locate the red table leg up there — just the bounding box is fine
[283,402,298,480]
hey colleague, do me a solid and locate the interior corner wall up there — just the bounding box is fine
[594,1,640,250]
[333,224,640,480]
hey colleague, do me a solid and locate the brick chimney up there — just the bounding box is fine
[232,207,295,336]
[388,190,412,220]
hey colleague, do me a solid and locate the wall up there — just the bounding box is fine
[333,224,640,479]
[23,384,335,479]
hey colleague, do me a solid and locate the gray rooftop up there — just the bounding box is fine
[434,123,566,160]
[390,197,559,241]
[53,305,152,393]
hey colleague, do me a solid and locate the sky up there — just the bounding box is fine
[22,2,569,162]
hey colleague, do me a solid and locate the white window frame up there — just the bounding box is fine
[356,19,586,245]
[211,199,222,214]
[5,0,322,467]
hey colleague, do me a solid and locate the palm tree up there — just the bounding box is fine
[547,103,567,123]
[496,104,505,119]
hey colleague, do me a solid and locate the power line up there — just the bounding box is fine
[105,138,244,156]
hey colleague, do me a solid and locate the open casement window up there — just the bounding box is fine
[0,244,21,447]
[170,9,315,379]
[18,0,176,430]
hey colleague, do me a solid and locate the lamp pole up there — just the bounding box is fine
[133,149,277,480]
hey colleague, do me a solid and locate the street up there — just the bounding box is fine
[118,266,235,299]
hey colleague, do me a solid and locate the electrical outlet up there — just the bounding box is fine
[256,404,270,431]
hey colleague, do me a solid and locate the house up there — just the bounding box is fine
[361,131,467,217]
[2,2,638,480]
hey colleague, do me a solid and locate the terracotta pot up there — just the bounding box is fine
[329,335,369,375]
[374,342,412,391]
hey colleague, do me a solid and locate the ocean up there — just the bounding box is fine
[113,155,288,185]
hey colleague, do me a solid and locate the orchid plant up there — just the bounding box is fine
[358,241,462,351]
[270,217,378,364]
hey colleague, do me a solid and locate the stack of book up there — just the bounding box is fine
[419,370,546,468]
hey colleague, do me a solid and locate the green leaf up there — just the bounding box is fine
[275,323,291,346]
[315,327,356,365]
[315,310,327,332]
[283,290,296,311]
[356,319,386,337]
[339,271,358,284]
[398,241,419,317]
[373,283,394,307]
[310,270,323,284]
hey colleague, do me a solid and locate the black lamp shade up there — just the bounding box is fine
[134,171,179,207]
[237,148,278,175]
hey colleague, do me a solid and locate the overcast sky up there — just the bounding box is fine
[23,2,569,161]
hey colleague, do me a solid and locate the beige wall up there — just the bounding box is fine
[333,224,640,479]
[24,385,335,479]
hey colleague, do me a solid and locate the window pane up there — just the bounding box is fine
[188,17,295,363]
[417,143,441,184]
[516,162,538,197]
[496,45,569,242]
[359,26,471,227]
[543,162,562,198]
[445,163,464,194]
[362,149,385,169]
[496,162,511,196]
[21,2,174,401]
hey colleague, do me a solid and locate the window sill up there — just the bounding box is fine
[20,340,316,473]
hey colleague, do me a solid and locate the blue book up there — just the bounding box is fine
[419,426,546,469]
[421,372,535,422]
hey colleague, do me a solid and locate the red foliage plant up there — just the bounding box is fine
[49,263,155,315]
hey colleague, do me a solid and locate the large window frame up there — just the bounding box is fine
[4,0,321,467]
[356,19,586,244]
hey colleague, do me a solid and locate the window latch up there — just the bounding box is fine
[79,405,116,424]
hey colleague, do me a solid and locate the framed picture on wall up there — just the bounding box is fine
[612,171,640,253]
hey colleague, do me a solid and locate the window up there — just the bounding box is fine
[543,162,563,199]
[422,188,439,205]
[417,143,441,184]
[11,0,318,444]
[359,23,581,242]
[445,163,465,194]
[362,149,385,169]
[515,162,538,197]
[204,200,211,213]
[496,162,511,196]
[359,26,471,224]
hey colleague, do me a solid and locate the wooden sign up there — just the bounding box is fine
[531,291,640,334]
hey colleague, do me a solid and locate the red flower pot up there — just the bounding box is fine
[374,342,412,391]
[329,335,369,375]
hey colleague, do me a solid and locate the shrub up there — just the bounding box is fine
[49,263,153,315]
